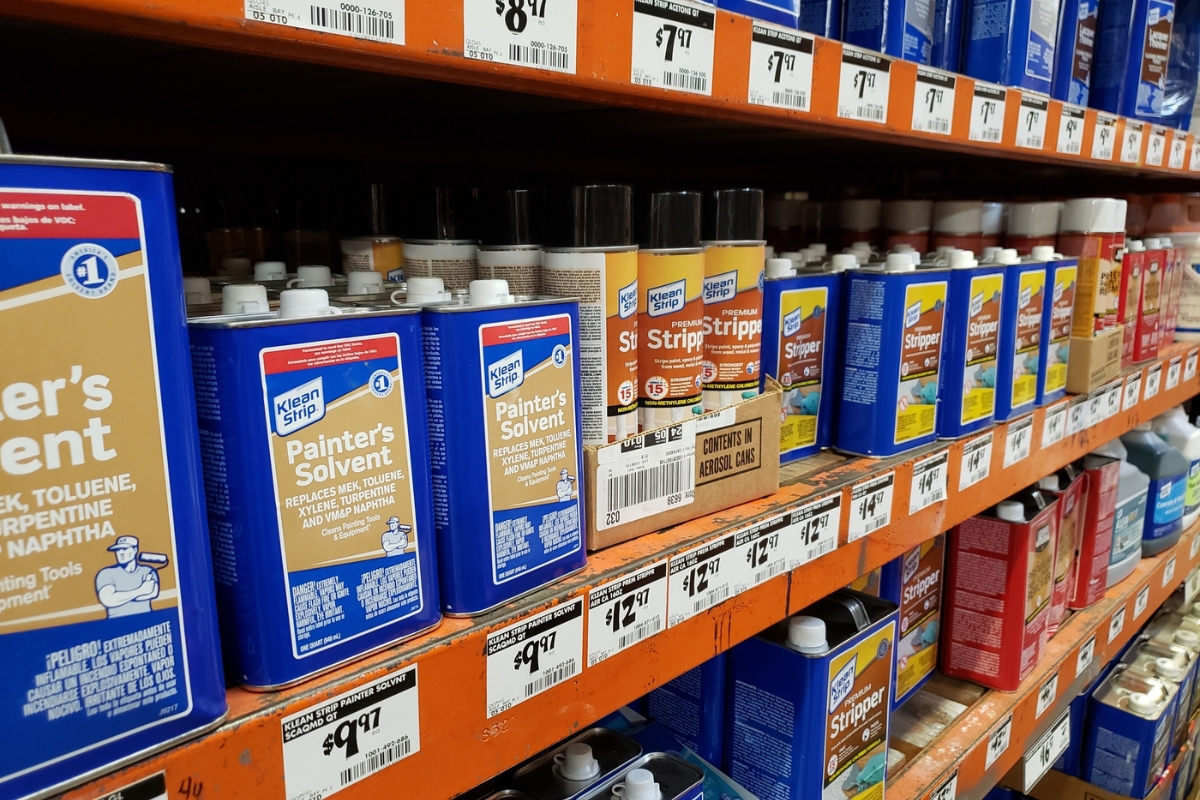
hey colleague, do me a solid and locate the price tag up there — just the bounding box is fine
[1192,139,1200,171]
[838,45,891,123]
[930,770,958,800]
[1121,120,1145,164]
[1088,391,1105,427]
[1145,363,1163,399]
[1147,126,1168,166]
[1076,635,1096,678]
[630,0,714,95]
[912,68,955,135]
[1042,402,1068,447]
[1134,585,1150,619]
[1015,94,1048,150]
[959,432,993,490]
[464,0,576,72]
[1193,530,1200,559]
[1186,349,1199,380]
[1036,673,1059,719]
[1004,415,1034,467]
[667,535,734,627]
[1023,710,1071,792]
[1167,355,1182,390]
[1067,401,1088,435]
[245,0,404,44]
[1105,380,1122,419]
[732,501,840,592]
[1093,113,1117,161]
[1164,556,1178,588]
[282,667,420,799]
[1057,104,1085,155]
[587,562,668,666]
[1170,134,1187,170]
[1124,371,1143,410]
[791,493,843,566]
[1186,566,1200,603]
[986,716,1013,770]
[1108,605,1126,643]
[486,600,583,718]
[850,472,895,541]
[969,83,1007,143]
[911,451,949,513]
[747,23,814,112]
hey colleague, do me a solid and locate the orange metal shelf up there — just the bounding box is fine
[4,0,1200,176]
[57,343,1200,800]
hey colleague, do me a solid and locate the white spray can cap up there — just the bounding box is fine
[221,284,270,315]
[254,260,288,281]
[183,277,214,306]
[470,279,516,306]
[619,769,662,800]
[279,288,337,318]
[766,258,797,278]
[1176,629,1200,648]
[787,616,830,654]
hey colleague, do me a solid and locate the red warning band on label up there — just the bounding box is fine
[0,191,141,239]
[262,335,398,374]
[481,314,571,346]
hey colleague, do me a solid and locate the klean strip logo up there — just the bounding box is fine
[970,291,983,317]
[1020,285,1032,308]
[829,653,857,712]
[704,270,738,303]
[619,280,638,319]
[903,547,920,583]
[1035,522,1051,551]
[783,307,802,337]
[905,300,921,328]
[274,377,325,436]
[1054,280,1064,301]
[488,350,524,398]
[647,278,687,317]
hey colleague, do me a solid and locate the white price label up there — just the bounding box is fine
[1134,585,1150,619]
[912,68,955,135]
[1121,120,1145,164]
[595,422,695,530]
[1057,104,1085,155]
[1036,673,1059,719]
[1193,531,1200,559]
[1186,566,1200,603]
[959,433,993,490]
[986,716,1013,770]
[1192,139,1200,171]
[747,23,814,112]
[910,451,949,513]
[930,770,958,800]
[1170,134,1188,169]
[1042,402,1068,447]
[1023,710,1071,792]
[1167,356,1182,390]
[630,0,714,95]
[969,83,1006,143]
[245,0,403,42]
[464,0,576,72]
[1164,556,1177,588]
[1093,114,1117,161]
[587,562,667,666]
[791,494,843,566]
[282,667,420,800]
[1186,349,1199,380]
[1145,364,1163,399]
[1105,381,1122,419]
[1088,391,1105,427]
[1108,606,1126,643]
[1076,635,1096,678]
[1004,415,1034,467]
[667,535,734,627]
[1147,126,1168,166]
[1124,372,1143,410]
[838,45,891,123]
[732,503,838,593]
[1067,401,1088,435]
[1015,94,1048,150]
[486,600,583,718]
[850,472,895,540]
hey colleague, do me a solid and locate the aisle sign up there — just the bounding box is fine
[631,0,715,96]
[486,600,584,718]
[245,0,404,43]
[838,46,891,123]
[1057,105,1085,155]
[969,83,1006,143]
[912,68,955,135]
[1093,114,1117,161]
[587,563,668,666]
[747,23,814,112]
[464,0,576,72]
[1015,94,1048,150]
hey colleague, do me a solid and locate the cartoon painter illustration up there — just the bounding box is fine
[381,516,412,556]
[556,469,577,502]
[95,535,163,618]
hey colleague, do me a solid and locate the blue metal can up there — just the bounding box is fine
[0,155,226,799]
[1038,256,1079,406]
[994,254,1047,422]
[937,257,1005,439]
[645,654,727,767]
[188,302,441,689]
[1083,665,1178,798]
[511,727,642,800]
[422,295,586,616]
[880,536,944,708]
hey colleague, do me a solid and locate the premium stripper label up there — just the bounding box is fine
[777,285,829,453]
[825,622,896,800]
[261,334,424,658]
[1012,268,1046,409]
[896,538,943,700]
[961,274,1002,424]
[0,191,193,778]
[896,280,947,444]
[480,315,582,585]
[639,251,705,416]
[702,244,765,395]
[1045,263,1077,395]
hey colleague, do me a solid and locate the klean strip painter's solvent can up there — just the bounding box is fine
[188,290,441,688]
[701,188,766,412]
[401,186,478,291]
[0,155,228,799]
[837,254,948,457]
[937,249,1004,439]
[422,281,585,616]
[761,255,845,461]
[993,248,1044,421]
[543,185,638,444]
[479,188,543,296]
[1038,249,1079,406]
[638,192,705,431]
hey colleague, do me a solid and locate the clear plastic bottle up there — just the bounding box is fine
[1092,439,1150,584]
[1121,423,1189,554]
[1153,407,1200,530]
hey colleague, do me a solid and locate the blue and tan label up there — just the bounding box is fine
[1012,268,1045,409]
[777,287,829,453]
[0,190,192,781]
[896,281,947,444]
[261,334,424,658]
[825,622,895,800]
[480,314,581,585]
[1045,264,1077,396]
[961,274,1002,425]
[896,538,942,700]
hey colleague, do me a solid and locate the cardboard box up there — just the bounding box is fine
[1066,327,1123,395]
[584,380,781,550]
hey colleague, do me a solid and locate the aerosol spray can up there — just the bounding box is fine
[479,188,543,296]
[402,186,478,291]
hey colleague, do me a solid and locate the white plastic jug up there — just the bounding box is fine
[1121,424,1189,555]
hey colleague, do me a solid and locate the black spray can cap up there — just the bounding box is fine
[704,188,765,241]
[480,188,543,246]
[642,191,703,249]
[549,184,633,248]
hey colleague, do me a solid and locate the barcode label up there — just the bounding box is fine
[606,457,693,512]
[511,44,569,68]
[245,0,404,43]
[668,534,734,627]
[618,617,661,649]
[773,89,808,107]
[747,23,814,112]
[1042,402,1067,447]
[341,737,412,786]
[525,659,577,697]
[588,562,668,666]
[630,0,715,96]
[838,45,891,124]
[969,84,1006,143]
[1145,363,1162,399]
[311,5,393,38]
[850,473,894,540]
[661,69,708,92]
[596,421,695,530]
[464,0,576,72]
[486,599,584,718]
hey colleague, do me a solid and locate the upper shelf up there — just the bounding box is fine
[5,0,1200,177]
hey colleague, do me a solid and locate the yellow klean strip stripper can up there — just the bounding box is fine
[701,188,766,411]
[638,191,705,431]
[543,185,638,444]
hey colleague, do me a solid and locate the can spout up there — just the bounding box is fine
[617,769,662,800]
[469,279,515,306]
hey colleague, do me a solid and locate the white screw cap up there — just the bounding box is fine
[619,769,662,800]
[221,284,270,315]
[1154,658,1182,679]
[254,261,288,281]
[1176,629,1200,648]
[885,252,915,271]
[292,265,333,287]
[892,243,917,253]
[405,277,452,304]
[470,279,515,306]
[183,277,214,306]
[949,249,977,269]
[1161,237,1174,247]
[766,258,797,278]
[981,246,1003,263]
[1128,692,1158,715]
[780,251,806,265]
[848,241,874,256]
[831,253,858,271]
[558,743,600,781]
[997,500,1025,522]
[221,256,252,275]
[347,271,385,294]
[1128,240,1146,252]
[1145,238,1163,249]
[1037,475,1060,491]
[1030,245,1057,261]
[279,288,335,318]
[808,243,828,256]
[993,248,1020,265]
[788,615,830,654]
